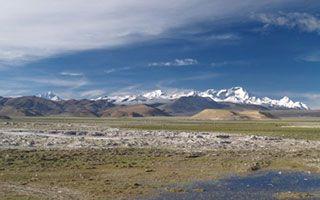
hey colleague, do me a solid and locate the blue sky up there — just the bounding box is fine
[1,1,320,108]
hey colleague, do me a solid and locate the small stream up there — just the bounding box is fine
[150,171,320,200]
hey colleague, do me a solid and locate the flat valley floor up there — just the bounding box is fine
[1,117,320,199]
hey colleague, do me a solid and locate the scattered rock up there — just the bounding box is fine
[63,131,77,136]
[28,140,35,147]
[77,131,87,136]
[249,162,261,171]
[90,132,104,137]
[250,135,258,140]
[216,135,230,139]
[193,188,206,193]
[0,128,319,152]
[166,187,185,193]
[185,152,203,158]
[48,131,59,134]
[219,140,231,144]
[132,183,141,187]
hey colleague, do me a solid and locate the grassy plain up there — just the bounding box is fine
[0,117,320,199]
[1,148,320,200]
[2,116,320,140]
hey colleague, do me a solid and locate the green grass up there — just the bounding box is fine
[1,148,320,200]
[122,121,320,140]
[1,117,320,199]
[1,116,320,140]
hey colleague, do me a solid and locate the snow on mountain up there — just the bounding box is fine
[199,87,308,110]
[166,90,198,100]
[200,87,251,104]
[143,90,167,99]
[36,91,62,101]
[95,87,309,110]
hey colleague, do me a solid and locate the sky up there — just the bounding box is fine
[0,0,320,108]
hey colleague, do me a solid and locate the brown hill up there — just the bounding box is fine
[0,106,40,117]
[61,99,114,117]
[0,96,114,117]
[101,104,170,117]
[160,96,227,116]
[192,109,275,120]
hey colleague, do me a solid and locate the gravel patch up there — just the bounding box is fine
[1,128,319,152]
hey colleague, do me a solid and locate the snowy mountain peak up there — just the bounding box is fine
[143,90,166,99]
[280,96,290,103]
[94,87,309,110]
[232,87,249,99]
[36,91,62,101]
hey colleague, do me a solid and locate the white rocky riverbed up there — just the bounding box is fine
[1,128,319,152]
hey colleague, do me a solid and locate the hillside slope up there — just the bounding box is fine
[192,109,275,120]
[0,96,114,117]
[160,96,227,116]
[101,104,170,117]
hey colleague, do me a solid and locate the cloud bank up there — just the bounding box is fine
[149,58,198,67]
[254,12,320,34]
[0,0,294,65]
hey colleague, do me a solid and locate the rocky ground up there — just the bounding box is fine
[1,127,320,152]
[1,118,320,199]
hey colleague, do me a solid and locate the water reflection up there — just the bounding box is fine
[151,171,320,200]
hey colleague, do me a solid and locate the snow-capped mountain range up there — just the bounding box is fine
[36,91,62,101]
[37,87,309,110]
[95,87,309,110]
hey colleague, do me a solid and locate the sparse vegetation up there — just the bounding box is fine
[1,117,320,199]
[1,148,320,200]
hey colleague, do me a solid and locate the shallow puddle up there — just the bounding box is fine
[151,171,320,200]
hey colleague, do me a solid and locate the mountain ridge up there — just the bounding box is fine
[95,87,309,110]
[4,86,307,118]
[36,91,62,101]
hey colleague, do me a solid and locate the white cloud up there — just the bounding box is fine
[0,0,294,65]
[211,60,248,67]
[254,12,320,33]
[0,89,30,98]
[104,69,116,74]
[149,58,198,67]
[60,72,83,76]
[206,33,240,40]
[25,77,88,89]
[179,73,219,81]
[256,90,320,109]
[104,67,132,74]
[109,84,143,96]
[300,51,320,62]
[79,89,105,98]
[289,92,320,109]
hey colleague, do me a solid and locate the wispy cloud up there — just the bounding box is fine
[254,90,320,109]
[155,73,219,88]
[211,60,248,67]
[79,89,105,98]
[26,77,88,89]
[109,84,143,96]
[0,88,30,98]
[285,92,320,109]
[253,12,320,34]
[104,69,116,74]
[299,51,320,62]
[0,1,295,65]
[206,33,240,41]
[149,58,198,67]
[60,72,83,76]
[179,73,219,81]
[104,66,132,74]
